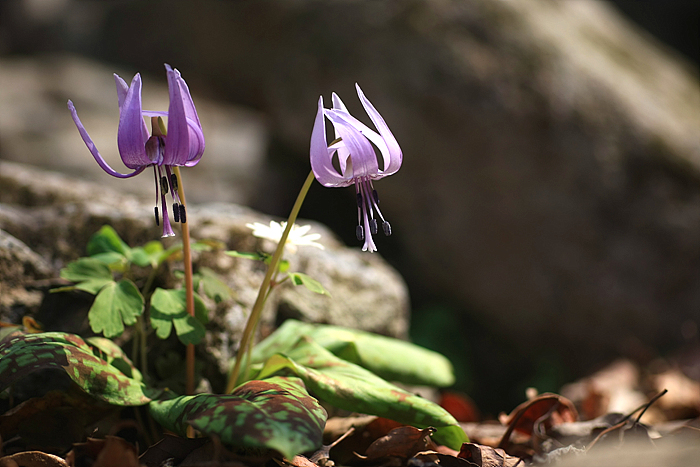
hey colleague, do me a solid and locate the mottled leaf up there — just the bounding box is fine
[89,279,144,338]
[149,377,326,459]
[287,272,330,296]
[255,337,467,449]
[150,288,207,345]
[250,320,455,387]
[0,332,157,405]
[86,336,142,382]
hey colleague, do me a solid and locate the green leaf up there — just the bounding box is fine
[0,332,157,405]
[87,225,130,257]
[251,320,455,388]
[254,337,467,449]
[150,288,207,345]
[90,251,128,267]
[225,250,266,261]
[149,376,326,459]
[60,258,113,283]
[74,278,115,295]
[197,267,233,303]
[287,272,330,296]
[89,280,144,338]
[130,241,164,267]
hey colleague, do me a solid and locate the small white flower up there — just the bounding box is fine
[246,221,324,254]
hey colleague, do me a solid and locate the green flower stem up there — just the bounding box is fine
[226,170,316,393]
[173,166,196,396]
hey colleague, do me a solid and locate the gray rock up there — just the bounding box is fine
[0,161,410,376]
[0,228,53,321]
[2,0,699,389]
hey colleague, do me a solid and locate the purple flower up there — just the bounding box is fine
[68,64,205,237]
[310,84,402,252]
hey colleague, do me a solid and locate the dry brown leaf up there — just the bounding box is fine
[439,391,480,423]
[365,426,436,459]
[138,434,208,467]
[0,451,68,467]
[652,368,700,419]
[289,455,319,467]
[499,393,578,440]
[457,443,523,467]
[65,436,139,467]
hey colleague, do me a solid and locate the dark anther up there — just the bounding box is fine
[382,221,392,236]
[154,206,160,226]
[356,193,363,207]
[170,173,179,192]
[356,225,364,241]
[173,203,180,223]
[373,189,379,204]
[160,176,169,195]
[370,218,378,235]
[179,204,187,223]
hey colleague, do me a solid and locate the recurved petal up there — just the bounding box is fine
[114,74,128,109]
[310,96,349,187]
[163,65,190,166]
[115,73,149,143]
[325,109,379,178]
[68,100,146,179]
[117,74,154,168]
[356,84,402,175]
[163,65,205,166]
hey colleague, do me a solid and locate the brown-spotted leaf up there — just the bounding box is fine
[0,332,157,406]
[458,443,524,467]
[255,337,468,449]
[148,376,327,459]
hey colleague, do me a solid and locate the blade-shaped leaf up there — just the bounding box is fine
[150,288,207,345]
[149,377,326,459]
[89,279,144,337]
[86,336,142,382]
[250,320,455,387]
[0,332,157,405]
[255,337,467,449]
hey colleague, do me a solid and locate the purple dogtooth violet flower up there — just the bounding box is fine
[67,64,205,237]
[310,83,402,252]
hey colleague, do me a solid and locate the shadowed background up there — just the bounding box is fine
[1,0,698,413]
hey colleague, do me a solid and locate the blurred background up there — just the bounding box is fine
[1,0,699,414]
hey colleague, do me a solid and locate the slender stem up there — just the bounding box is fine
[173,166,196,396]
[226,170,316,393]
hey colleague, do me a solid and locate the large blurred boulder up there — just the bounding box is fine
[1,0,699,395]
[0,161,410,378]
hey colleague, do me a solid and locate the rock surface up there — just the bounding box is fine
[1,0,699,401]
[0,161,410,378]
